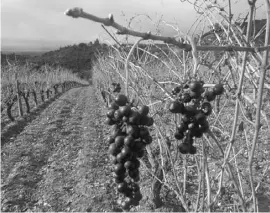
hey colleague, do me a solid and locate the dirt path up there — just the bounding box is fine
[1,86,118,212]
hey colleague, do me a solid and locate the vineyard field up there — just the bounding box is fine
[1,0,270,212]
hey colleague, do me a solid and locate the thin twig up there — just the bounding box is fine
[195,156,202,212]
[218,1,256,209]
[125,38,143,96]
[101,24,122,47]
[204,140,211,212]
[248,0,270,211]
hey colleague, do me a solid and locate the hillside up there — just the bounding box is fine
[1,39,109,81]
[1,18,266,81]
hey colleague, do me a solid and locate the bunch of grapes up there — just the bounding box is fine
[169,81,224,154]
[105,94,154,210]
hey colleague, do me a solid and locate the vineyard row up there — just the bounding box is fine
[1,80,86,122]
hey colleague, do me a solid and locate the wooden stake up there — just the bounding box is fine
[16,79,23,116]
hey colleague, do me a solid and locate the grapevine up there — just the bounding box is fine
[76,1,270,211]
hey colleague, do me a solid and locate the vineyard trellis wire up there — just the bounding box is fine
[66,0,269,212]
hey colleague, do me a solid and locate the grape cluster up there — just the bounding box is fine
[169,81,224,154]
[105,94,154,210]
[112,83,121,93]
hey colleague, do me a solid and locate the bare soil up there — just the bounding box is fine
[1,86,120,212]
[2,85,269,212]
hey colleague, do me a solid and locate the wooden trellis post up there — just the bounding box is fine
[32,91,38,107]
[16,78,23,117]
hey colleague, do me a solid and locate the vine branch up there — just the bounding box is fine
[64,7,270,52]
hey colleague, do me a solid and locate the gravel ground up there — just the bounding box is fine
[1,86,119,212]
[2,85,269,212]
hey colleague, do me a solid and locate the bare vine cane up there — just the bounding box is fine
[154,124,189,211]
[249,0,270,211]
[125,38,144,97]
[131,64,174,101]
[64,7,270,53]
[16,77,23,117]
[206,129,247,211]
[194,155,202,212]
[101,24,122,48]
[214,1,256,211]
[186,36,199,77]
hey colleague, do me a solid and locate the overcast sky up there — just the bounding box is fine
[1,0,266,52]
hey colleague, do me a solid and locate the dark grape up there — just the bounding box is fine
[174,131,184,140]
[213,84,224,95]
[185,105,198,116]
[107,109,115,118]
[108,101,119,110]
[129,111,141,125]
[201,102,212,116]
[139,115,149,125]
[132,158,140,169]
[189,81,203,92]
[133,192,143,202]
[199,121,209,133]
[128,169,139,179]
[112,128,123,138]
[190,125,203,138]
[119,105,132,117]
[114,174,125,183]
[121,197,132,210]
[173,86,181,94]
[195,112,207,124]
[146,116,154,126]
[114,163,126,175]
[124,161,134,170]
[144,135,153,145]
[105,117,116,125]
[189,145,197,154]
[124,135,135,147]
[115,136,125,148]
[169,101,185,113]
[121,146,132,158]
[116,152,127,163]
[182,114,190,123]
[133,141,145,152]
[188,122,196,130]
[190,90,201,99]
[205,90,216,102]
[133,175,140,182]
[138,105,149,116]
[106,136,115,144]
[126,125,140,139]
[114,110,123,121]
[109,143,120,156]
[178,143,190,154]
[131,183,140,192]
[182,93,192,103]
[136,149,144,158]
[122,116,129,122]
[177,122,187,133]
[115,94,128,106]
[117,181,128,193]
[139,127,150,138]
